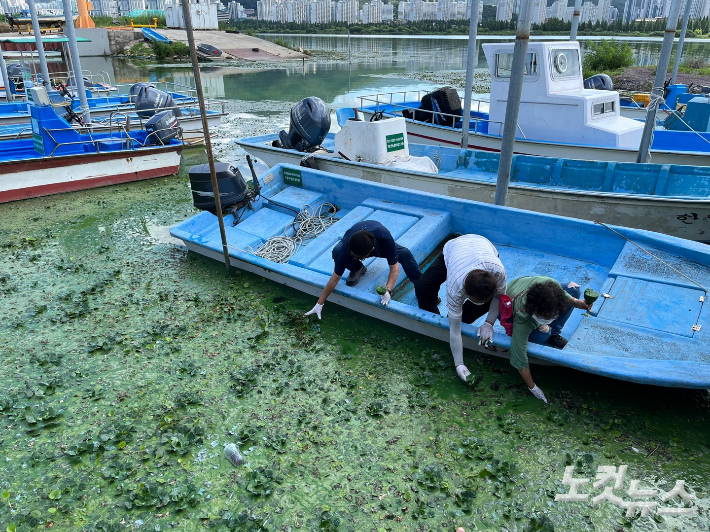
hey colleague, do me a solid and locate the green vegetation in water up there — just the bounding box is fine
[0,148,708,531]
[582,39,635,77]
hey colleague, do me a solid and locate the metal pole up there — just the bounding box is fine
[27,0,51,90]
[61,0,91,123]
[671,0,693,85]
[570,0,582,40]
[636,0,682,163]
[348,29,351,63]
[180,0,231,274]
[494,0,533,206]
[0,48,13,102]
[460,0,480,148]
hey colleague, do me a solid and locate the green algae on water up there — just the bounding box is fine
[0,155,709,531]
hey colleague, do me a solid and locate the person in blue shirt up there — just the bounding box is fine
[305,220,422,319]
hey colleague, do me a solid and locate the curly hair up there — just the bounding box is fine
[525,280,568,319]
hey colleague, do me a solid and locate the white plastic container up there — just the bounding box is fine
[334,116,409,164]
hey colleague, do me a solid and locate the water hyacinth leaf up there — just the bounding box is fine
[49,489,62,500]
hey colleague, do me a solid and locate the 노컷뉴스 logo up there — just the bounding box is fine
[385,133,405,153]
[556,465,694,518]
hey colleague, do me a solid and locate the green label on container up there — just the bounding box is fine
[386,133,405,152]
[33,132,44,154]
[283,167,302,187]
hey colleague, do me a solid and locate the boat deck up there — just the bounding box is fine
[172,165,710,388]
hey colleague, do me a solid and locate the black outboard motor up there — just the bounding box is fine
[145,110,181,146]
[189,163,250,213]
[276,96,330,152]
[135,86,182,120]
[583,73,614,91]
[129,81,153,103]
[7,63,23,79]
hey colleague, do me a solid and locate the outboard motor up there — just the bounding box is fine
[145,110,181,146]
[276,96,330,152]
[135,86,181,120]
[189,162,250,213]
[7,63,23,79]
[129,81,153,103]
[583,73,614,91]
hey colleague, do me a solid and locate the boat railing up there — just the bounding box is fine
[40,120,184,156]
[13,126,32,141]
[358,95,526,139]
[357,90,489,115]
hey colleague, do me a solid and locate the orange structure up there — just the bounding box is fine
[75,0,95,28]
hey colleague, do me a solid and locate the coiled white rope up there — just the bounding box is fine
[251,203,339,264]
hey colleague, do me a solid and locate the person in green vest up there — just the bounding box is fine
[505,276,593,403]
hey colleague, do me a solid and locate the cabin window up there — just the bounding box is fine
[495,52,538,79]
[550,49,580,79]
[592,101,615,116]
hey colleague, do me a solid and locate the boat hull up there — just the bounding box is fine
[239,140,710,242]
[0,145,182,203]
[359,109,710,167]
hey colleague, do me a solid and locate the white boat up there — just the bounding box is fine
[356,41,710,166]
[238,117,710,242]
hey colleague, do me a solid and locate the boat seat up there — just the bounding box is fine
[608,241,710,290]
[305,207,418,276]
[608,162,661,195]
[266,185,327,216]
[238,207,297,241]
[661,164,710,197]
[169,211,264,254]
[301,198,451,291]
[96,140,127,152]
[288,206,375,268]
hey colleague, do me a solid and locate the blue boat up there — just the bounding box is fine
[170,163,710,389]
[237,120,710,242]
[0,94,183,203]
[142,27,171,44]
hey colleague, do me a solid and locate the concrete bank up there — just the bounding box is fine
[69,27,304,60]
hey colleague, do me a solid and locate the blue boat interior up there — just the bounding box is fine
[171,164,710,388]
[241,132,710,198]
[0,103,183,160]
[355,101,710,153]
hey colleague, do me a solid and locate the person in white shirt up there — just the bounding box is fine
[415,234,507,381]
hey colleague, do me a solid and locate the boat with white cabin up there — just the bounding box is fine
[355,41,710,166]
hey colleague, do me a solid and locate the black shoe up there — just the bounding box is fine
[546,334,568,349]
[437,296,442,305]
[346,265,367,286]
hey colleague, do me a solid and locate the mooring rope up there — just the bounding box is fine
[251,203,339,264]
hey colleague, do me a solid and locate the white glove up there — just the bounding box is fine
[304,303,323,319]
[538,324,550,333]
[529,385,548,403]
[380,290,391,306]
[477,321,494,344]
[456,365,471,382]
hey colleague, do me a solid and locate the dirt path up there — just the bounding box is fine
[159,29,306,61]
[613,66,710,92]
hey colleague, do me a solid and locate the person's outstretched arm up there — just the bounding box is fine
[305,272,342,319]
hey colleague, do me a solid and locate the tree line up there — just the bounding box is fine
[228,15,710,37]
